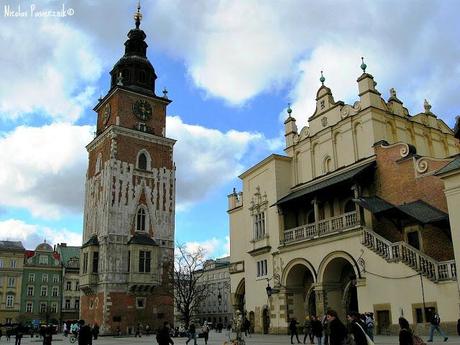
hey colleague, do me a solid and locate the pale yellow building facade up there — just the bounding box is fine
[0,241,25,324]
[228,65,460,335]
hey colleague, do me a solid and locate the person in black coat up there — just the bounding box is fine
[399,317,413,345]
[78,320,92,345]
[156,322,174,345]
[289,318,301,344]
[347,312,367,345]
[326,310,347,345]
[311,316,323,345]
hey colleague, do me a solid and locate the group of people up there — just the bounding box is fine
[62,320,97,345]
[184,321,210,345]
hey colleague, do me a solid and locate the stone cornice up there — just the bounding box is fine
[86,125,176,152]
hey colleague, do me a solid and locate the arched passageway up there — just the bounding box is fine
[321,257,358,320]
[234,278,245,314]
[284,263,316,322]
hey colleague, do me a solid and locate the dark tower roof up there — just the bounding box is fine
[109,3,157,95]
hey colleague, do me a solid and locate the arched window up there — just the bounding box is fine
[136,150,151,171]
[344,200,356,213]
[138,153,147,170]
[136,208,146,231]
[323,156,332,174]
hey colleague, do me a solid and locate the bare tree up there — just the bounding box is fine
[171,244,210,328]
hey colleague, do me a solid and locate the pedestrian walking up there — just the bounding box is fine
[185,323,197,345]
[326,310,347,345]
[364,313,374,341]
[78,320,93,345]
[92,323,99,340]
[427,312,448,342]
[0,327,3,341]
[311,316,323,345]
[347,312,367,345]
[14,324,23,345]
[134,323,142,337]
[303,316,314,344]
[244,316,251,337]
[398,317,413,345]
[290,317,301,344]
[322,315,330,345]
[202,322,210,345]
[63,323,68,337]
[156,322,174,345]
[42,326,53,345]
[457,319,460,336]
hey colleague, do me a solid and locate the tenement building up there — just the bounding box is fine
[79,5,176,334]
[56,243,80,322]
[0,241,25,324]
[228,63,460,335]
[196,257,233,328]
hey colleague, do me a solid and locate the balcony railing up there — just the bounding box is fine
[284,211,359,244]
[362,228,457,282]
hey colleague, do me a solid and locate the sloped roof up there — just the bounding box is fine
[57,245,80,265]
[275,161,375,205]
[82,235,99,248]
[127,233,157,246]
[435,156,460,176]
[354,196,394,213]
[0,241,25,252]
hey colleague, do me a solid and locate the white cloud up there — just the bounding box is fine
[0,118,278,219]
[167,116,277,210]
[0,123,94,219]
[0,20,102,122]
[150,0,460,124]
[183,236,229,259]
[0,219,81,249]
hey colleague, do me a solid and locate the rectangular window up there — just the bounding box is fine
[40,303,47,313]
[138,251,151,273]
[92,252,99,273]
[0,259,3,267]
[39,255,48,264]
[128,251,130,272]
[26,302,33,313]
[66,281,72,290]
[65,299,71,309]
[10,260,16,268]
[256,259,268,277]
[53,275,59,283]
[7,277,15,287]
[83,253,88,274]
[41,286,48,297]
[27,286,34,296]
[28,273,35,282]
[42,274,48,283]
[74,299,79,310]
[6,295,14,308]
[52,287,59,297]
[136,297,146,309]
[51,302,58,313]
[75,281,79,291]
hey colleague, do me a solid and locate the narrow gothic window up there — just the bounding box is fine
[139,250,151,273]
[92,252,99,273]
[254,212,265,240]
[138,153,147,170]
[136,208,146,231]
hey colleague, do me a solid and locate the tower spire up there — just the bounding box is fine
[134,1,142,29]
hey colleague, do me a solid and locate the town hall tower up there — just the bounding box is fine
[79,5,175,333]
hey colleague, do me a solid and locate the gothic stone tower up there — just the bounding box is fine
[79,6,175,334]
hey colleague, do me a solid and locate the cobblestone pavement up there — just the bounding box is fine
[11,331,460,345]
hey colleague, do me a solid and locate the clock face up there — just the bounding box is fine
[133,100,152,120]
[103,103,111,125]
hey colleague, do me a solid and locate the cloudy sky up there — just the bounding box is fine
[1,0,459,258]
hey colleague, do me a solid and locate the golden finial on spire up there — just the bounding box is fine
[134,1,142,29]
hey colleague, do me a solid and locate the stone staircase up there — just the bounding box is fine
[362,228,457,282]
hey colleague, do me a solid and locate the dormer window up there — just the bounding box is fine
[136,207,146,231]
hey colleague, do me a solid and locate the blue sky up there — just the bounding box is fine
[1,0,459,258]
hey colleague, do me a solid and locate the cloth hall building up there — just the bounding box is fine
[228,64,460,335]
